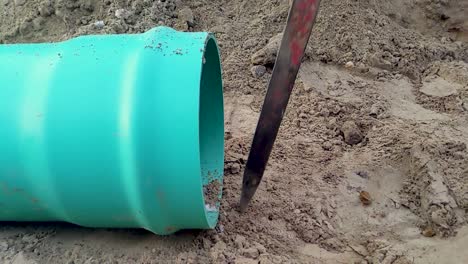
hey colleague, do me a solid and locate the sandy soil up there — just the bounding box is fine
[1,0,468,263]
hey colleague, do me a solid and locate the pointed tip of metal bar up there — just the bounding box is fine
[239,189,253,213]
[239,169,261,213]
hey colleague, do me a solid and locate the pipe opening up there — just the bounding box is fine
[199,36,224,228]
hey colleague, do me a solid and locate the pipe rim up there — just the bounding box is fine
[199,34,224,229]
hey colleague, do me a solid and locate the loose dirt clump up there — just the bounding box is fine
[401,140,468,237]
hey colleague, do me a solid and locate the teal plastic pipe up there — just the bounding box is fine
[0,27,224,235]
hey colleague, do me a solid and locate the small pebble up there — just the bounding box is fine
[251,33,282,65]
[250,65,266,78]
[19,20,33,35]
[327,117,337,129]
[229,163,241,174]
[345,61,355,68]
[356,171,369,179]
[241,247,259,259]
[115,9,130,19]
[93,21,105,29]
[369,104,381,117]
[202,238,211,250]
[39,2,54,17]
[216,224,224,233]
[320,108,330,117]
[234,235,246,249]
[341,121,363,145]
[359,191,372,206]
[331,105,341,115]
[178,7,194,27]
[253,242,266,254]
[422,226,436,237]
[357,62,369,73]
[32,17,44,30]
[212,240,227,251]
[322,141,333,151]
[243,38,257,49]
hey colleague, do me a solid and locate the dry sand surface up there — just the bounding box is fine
[1,0,468,263]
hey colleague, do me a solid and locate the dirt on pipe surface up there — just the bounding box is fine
[1,0,468,263]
